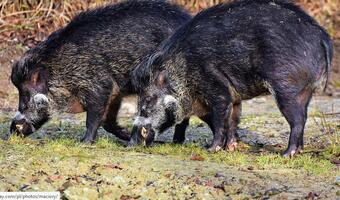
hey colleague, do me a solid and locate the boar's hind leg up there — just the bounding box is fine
[295,87,313,154]
[102,96,130,141]
[225,102,241,151]
[208,98,233,153]
[274,86,313,157]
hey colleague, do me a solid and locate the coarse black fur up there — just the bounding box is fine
[10,0,191,142]
[131,0,333,156]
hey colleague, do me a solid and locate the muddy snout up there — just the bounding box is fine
[129,124,155,147]
[8,118,34,139]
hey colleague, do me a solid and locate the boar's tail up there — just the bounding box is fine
[321,37,333,92]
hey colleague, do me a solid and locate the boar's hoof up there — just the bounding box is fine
[296,146,304,154]
[1,132,11,140]
[226,142,238,152]
[282,149,297,158]
[283,146,304,157]
[80,136,96,144]
[207,145,222,153]
[173,139,185,144]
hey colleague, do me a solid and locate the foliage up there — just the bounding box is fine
[0,0,339,47]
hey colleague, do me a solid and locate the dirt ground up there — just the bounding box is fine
[0,41,339,199]
[0,95,339,199]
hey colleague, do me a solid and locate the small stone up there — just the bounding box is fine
[146,181,154,187]
[214,172,225,178]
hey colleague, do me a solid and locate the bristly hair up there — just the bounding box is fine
[185,0,323,32]
[131,0,332,94]
[60,0,190,43]
[15,0,191,61]
[131,51,165,92]
[11,52,40,87]
[321,34,333,91]
[11,0,190,89]
[11,60,24,88]
[130,9,192,93]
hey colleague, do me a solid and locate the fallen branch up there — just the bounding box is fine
[323,112,340,116]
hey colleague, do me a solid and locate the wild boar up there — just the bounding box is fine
[9,0,191,142]
[129,0,333,156]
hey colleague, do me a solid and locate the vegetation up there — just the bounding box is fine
[0,95,339,199]
[0,0,339,47]
[0,0,339,198]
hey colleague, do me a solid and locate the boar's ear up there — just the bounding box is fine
[30,68,48,91]
[31,71,40,86]
[157,70,168,88]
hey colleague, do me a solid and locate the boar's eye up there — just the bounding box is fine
[144,96,151,103]
[148,95,159,106]
[18,90,30,112]
[19,89,30,104]
[144,94,157,104]
[139,94,158,117]
[140,102,149,117]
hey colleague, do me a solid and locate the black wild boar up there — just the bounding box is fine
[130,0,333,156]
[9,0,191,142]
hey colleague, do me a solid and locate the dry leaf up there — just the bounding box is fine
[190,154,204,161]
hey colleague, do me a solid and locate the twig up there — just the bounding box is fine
[323,112,340,116]
[2,10,38,18]
[46,0,54,17]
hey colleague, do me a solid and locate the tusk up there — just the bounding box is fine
[16,124,24,132]
[141,127,148,139]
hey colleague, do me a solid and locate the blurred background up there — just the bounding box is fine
[0,0,339,110]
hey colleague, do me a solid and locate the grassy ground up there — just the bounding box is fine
[0,96,339,199]
[0,1,339,198]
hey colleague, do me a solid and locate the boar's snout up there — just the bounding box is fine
[9,113,35,138]
[129,122,155,147]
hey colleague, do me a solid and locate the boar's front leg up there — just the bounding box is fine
[82,107,105,143]
[102,96,130,141]
[173,118,189,144]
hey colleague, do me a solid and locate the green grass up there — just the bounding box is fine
[3,135,337,177]
[0,96,339,199]
[1,106,339,178]
[0,114,338,198]
[141,143,337,176]
[334,80,340,88]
